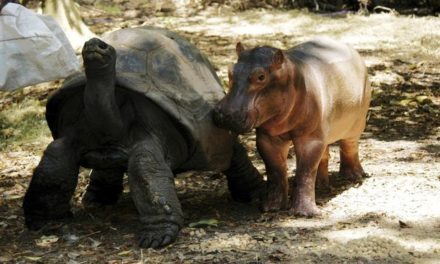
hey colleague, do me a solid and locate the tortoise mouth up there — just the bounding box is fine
[83,51,111,68]
[82,38,116,70]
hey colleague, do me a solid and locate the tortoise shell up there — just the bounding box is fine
[46,26,233,170]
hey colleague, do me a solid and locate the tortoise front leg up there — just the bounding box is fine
[128,138,183,249]
[23,138,79,230]
[82,168,125,207]
[223,141,265,203]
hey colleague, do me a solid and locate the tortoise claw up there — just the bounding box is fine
[161,235,172,246]
[138,223,179,248]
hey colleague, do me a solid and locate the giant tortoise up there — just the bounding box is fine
[23,26,264,248]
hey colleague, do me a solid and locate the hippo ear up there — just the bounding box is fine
[236,42,245,57]
[271,49,284,70]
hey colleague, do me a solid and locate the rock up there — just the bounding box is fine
[123,10,141,18]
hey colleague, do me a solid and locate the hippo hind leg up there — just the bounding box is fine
[223,141,265,203]
[82,168,125,207]
[316,145,331,192]
[339,137,368,183]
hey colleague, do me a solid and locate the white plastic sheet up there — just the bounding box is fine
[0,3,80,91]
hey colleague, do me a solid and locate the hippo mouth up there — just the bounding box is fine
[213,108,257,134]
[232,117,256,134]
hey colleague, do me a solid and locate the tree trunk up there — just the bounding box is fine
[43,0,95,51]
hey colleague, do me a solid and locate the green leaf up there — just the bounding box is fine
[24,256,42,261]
[189,219,219,228]
[117,250,132,256]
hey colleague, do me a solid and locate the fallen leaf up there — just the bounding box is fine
[35,235,59,247]
[189,219,219,228]
[117,250,132,256]
[0,256,12,262]
[67,252,80,259]
[415,95,430,104]
[399,220,411,228]
[24,256,42,261]
[63,234,80,243]
[88,237,102,248]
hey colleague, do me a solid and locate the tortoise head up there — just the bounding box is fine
[214,42,293,134]
[82,38,116,75]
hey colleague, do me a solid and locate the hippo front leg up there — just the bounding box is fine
[256,131,290,212]
[23,138,79,229]
[292,137,326,217]
[128,138,183,249]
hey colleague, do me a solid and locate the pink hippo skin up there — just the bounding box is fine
[214,37,371,216]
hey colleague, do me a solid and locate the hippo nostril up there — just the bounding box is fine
[98,42,108,49]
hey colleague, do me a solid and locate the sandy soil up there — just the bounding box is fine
[0,5,439,264]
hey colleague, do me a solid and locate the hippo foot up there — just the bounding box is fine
[315,184,333,196]
[25,211,73,230]
[262,192,289,212]
[138,222,180,248]
[292,200,321,217]
[340,166,367,184]
[82,189,120,207]
[315,178,331,194]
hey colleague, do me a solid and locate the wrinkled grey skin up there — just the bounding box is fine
[23,27,264,249]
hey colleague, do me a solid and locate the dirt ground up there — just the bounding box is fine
[1,4,440,263]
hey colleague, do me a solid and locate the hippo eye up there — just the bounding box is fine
[250,68,267,86]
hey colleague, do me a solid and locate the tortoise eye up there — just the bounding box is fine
[258,74,265,81]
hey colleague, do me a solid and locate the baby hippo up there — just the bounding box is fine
[214,37,371,216]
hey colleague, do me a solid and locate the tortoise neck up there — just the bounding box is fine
[84,69,124,140]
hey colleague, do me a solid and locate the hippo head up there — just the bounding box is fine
[214,43,294,134]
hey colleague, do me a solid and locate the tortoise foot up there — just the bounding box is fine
[25,211,73,230]
[82,189,120,207]
[231,182,265,204]
[138,222,180,248]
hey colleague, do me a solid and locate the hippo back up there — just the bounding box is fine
[287,37,370,142]
[287,37,367,93]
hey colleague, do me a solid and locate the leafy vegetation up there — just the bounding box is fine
[0,92,50,152]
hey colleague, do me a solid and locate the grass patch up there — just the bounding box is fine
[95,1,122,15]
[0,99,51,151]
